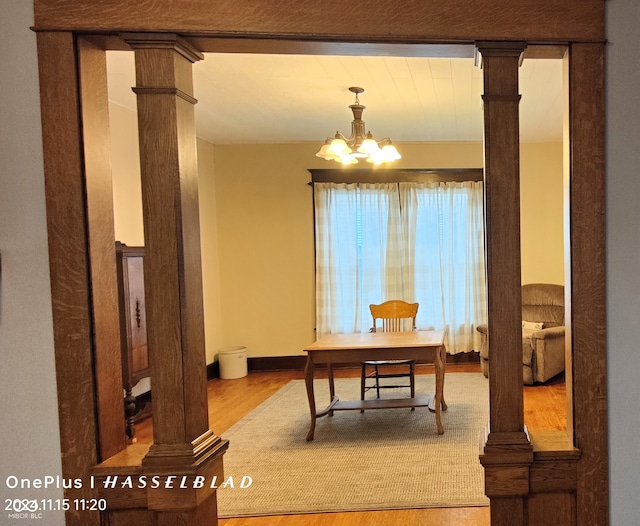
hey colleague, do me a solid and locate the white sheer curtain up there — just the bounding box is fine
[314,183,403,336]
[314,183,358,336]
[400,181,487,353]
[314,180,487,352]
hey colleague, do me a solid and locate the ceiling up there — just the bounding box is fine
[106,51,564,145]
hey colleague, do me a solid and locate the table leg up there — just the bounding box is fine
[328,363,335,417]
[440,345,448,412]
[304,355,316,441]
[434,345,445,435]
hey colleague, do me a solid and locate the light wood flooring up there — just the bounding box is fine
[135,364,566,526]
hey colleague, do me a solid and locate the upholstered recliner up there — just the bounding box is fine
[476,283,565,385]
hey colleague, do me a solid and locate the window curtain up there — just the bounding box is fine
[400,181,487,353]
[314,180,487,353]
[314,183,403,336]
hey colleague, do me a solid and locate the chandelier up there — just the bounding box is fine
[315,87,401,165]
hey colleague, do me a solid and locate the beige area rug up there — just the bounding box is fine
[217,372,490,517]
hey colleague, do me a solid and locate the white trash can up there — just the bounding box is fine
[218,346,248,379]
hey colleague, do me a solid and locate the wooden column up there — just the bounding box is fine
[124,33,228,523]
[476,41,533,526]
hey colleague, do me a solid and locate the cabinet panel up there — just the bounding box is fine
[124,255,148,380]
[116,242,150,441]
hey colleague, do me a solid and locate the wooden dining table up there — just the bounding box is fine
[303,329,448,441]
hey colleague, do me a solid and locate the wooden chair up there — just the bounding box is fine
[360,300,419,406]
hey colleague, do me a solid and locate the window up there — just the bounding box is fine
[312,170,486,354]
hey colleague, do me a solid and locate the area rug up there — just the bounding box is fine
[216,372,490,517]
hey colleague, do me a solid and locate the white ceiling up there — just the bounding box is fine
[106,51,563,145]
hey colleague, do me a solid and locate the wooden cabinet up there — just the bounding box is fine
[115,242,150,441]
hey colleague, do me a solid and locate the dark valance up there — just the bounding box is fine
[308,168,483,185]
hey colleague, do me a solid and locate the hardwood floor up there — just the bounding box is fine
[523,371,567,431]
[217,507,490,526]
[135,364,566,525]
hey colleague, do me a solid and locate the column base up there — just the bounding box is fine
[480,428,533,497]
[142,430,229,511]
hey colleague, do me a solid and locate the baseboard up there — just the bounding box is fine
[207,361,220,380]
[445,351,480,364]
[248,355,308,372]
[207,352,479,379]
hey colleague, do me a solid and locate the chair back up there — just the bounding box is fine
[370,300,419,332]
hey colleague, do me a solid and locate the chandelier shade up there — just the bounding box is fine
[315,87,401,165]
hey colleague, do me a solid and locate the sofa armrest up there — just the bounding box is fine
[476,323,488,336]
[530,326,565,383]
[530,326,564,340]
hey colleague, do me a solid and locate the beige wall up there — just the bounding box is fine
[520,142,564,285]
[110,103,144,245]
[109,104,564,361]
[197,140,223,362]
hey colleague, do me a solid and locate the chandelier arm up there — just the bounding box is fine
[345,127,358,146]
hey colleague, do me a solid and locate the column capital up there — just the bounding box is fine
[474,41,527,68]
[121,32,204,63]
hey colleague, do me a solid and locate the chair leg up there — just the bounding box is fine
[360,363,367,413]
[410,362,415,397]
[409,362,415,411]
[375,365,381,399]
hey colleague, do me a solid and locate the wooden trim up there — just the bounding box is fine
[529,430,580,493]
[78,37,127,461]
[528,494,576,526]
[119,32,204,62]
[566,43,608,526]
[33,0,605,44]
[445,351,481,365]
[74,35,570,60]
[309,168,483,185]
[247,356,307,373]
[131,86,199,104]
[206,361,220,380]
[528,430,580,526]
[36,31,101,525]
